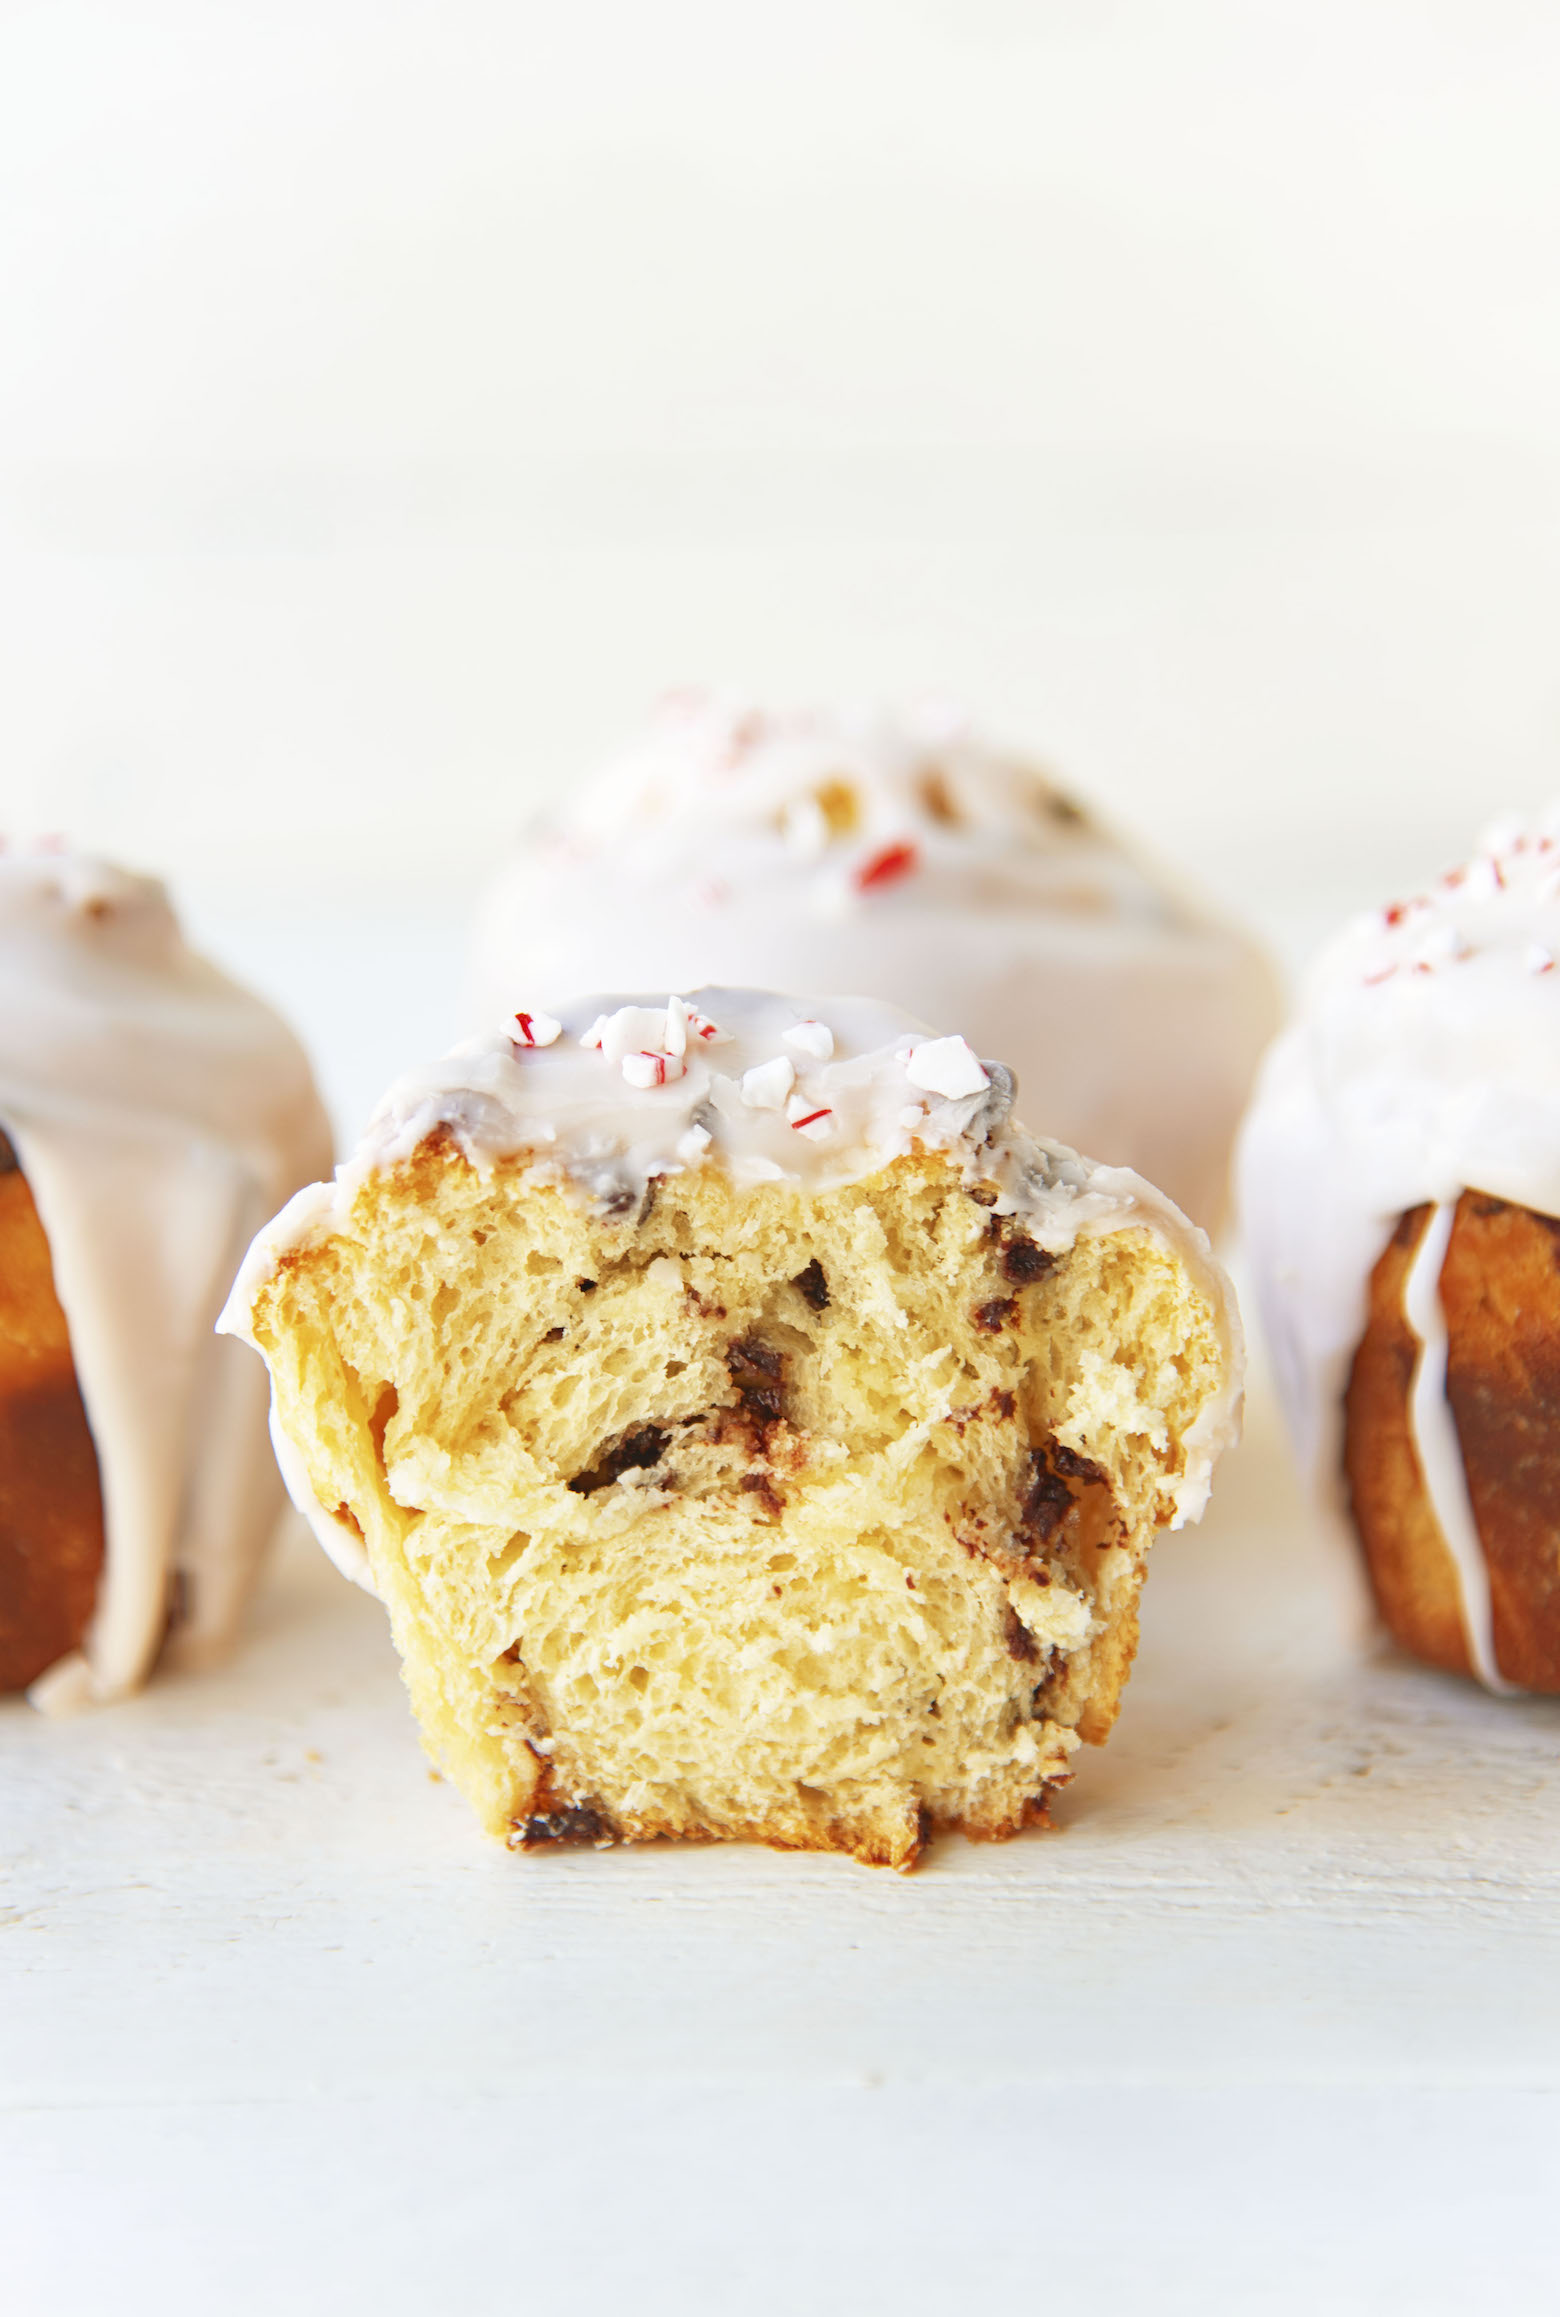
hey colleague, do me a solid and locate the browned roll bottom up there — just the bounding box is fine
[1344,1190,1560,1692]
[0,1136,105,1691]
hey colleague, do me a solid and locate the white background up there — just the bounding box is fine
[4,2,1560,1087]
[4,6,1560,2309]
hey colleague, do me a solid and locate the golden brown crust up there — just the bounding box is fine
[1344,1190,1560,1690]
[505,1771,1069,1872]
[0,1152,105,1690]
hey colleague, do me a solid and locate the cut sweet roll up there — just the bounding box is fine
[469,695,1280,1229]
[227,990,1240,1867]
[1239,807,1560,1696]
[0,848,333,1707]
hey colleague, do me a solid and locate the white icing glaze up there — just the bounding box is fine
[1237,809,1560,1691]
[222,984,1243,1584]
[1400,1203,1514,1695]
[0,848,334,1708]
[467,695,1280,1227]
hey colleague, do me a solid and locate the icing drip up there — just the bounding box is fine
[1238,806,1560,1692]
[468,695,1279,1226]
[1402,1203,1516,1695]
[0,847,333,1707]
[223,985,1245,1561]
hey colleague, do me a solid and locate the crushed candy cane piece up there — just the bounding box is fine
[622,1050,685,1090]
[677,1123,713,1162]
[904,1036,990,1099]
[685,1008,732,1045]
[786,1098,835,1141]
[784,1019,834,1062]
[593,1005,677,1065]
[511,1010,562,1048]
[741,1056,796,1110]
[853,839,919,893]
[1526,944,1555,975]
[665,995,690,1057]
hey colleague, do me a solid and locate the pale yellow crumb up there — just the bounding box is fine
[251,1142,1228,1869]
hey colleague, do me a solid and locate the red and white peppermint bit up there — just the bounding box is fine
[853,839,919,893]
[904,1035,990,1100]
[1526,945,1555,975]
[741,1055,796,1110]
[783,1018,834,1062]
[786,1094,834,1140]
[511,1009,562,1048]
[596,1005,678,1066]
[585,998,729,1067]
[1366,820,1560,962]
[621,1050,686,1090]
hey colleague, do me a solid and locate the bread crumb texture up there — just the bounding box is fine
[252,1141,1226,1868]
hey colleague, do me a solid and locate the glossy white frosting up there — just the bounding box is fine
[0,848,334,1709]
[468,695,1279,1227]
[224,985,1243,1592]
[1237,811,1560,1689]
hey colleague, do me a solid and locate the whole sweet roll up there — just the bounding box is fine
[1238,812,1560,1693]
[468,696,1280,1230]
[223,988,1241,1868]
[0,848,333,1707]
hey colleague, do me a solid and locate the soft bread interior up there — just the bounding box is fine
[252,1140,1225,1867]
